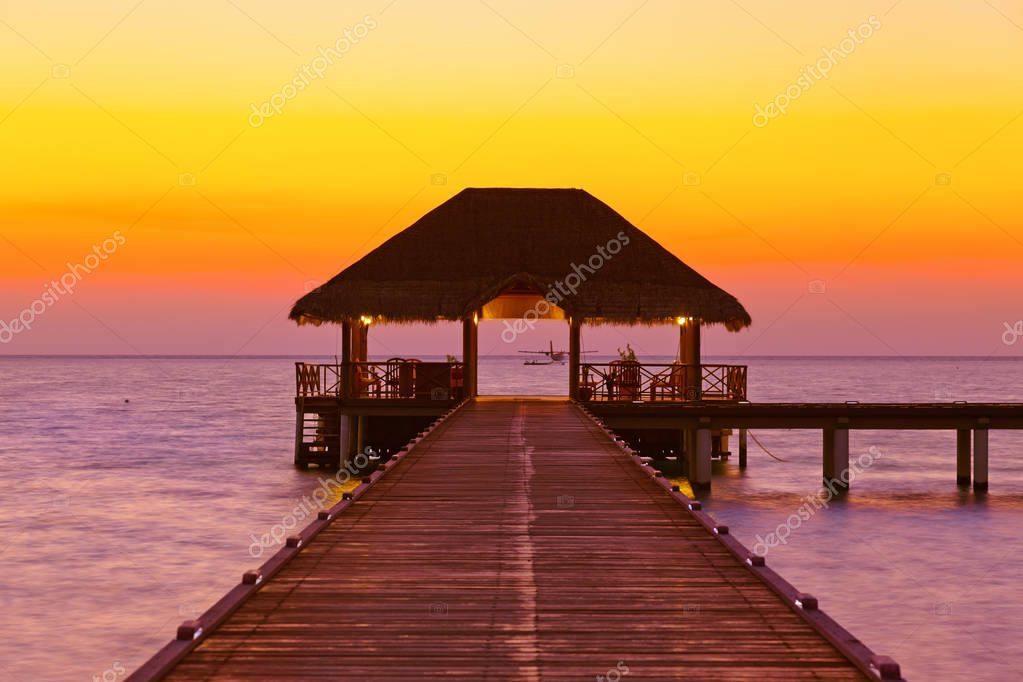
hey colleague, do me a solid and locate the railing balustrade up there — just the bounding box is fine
[578,362,747,402]
[296,361,465,401]
[297,361,746,403]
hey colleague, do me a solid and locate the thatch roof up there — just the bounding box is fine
[290,188,751,330]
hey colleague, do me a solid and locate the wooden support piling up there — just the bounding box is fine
[293,399,306,468]
[974,426,989,493]
[739,427,748,468]
[340,413,354,465]
[956,429,971,486]
[823,426,850,492]
[356,415,366,461]
[692,427,712,489]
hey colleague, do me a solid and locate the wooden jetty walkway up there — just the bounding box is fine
[131,398,902,681]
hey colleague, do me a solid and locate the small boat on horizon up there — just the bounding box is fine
[518,340,597,365]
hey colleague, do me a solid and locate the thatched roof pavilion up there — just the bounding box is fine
[291,188,750,398]
[291,188,750,330]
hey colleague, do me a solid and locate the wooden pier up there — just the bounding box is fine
[592,401,1023,492]
[131,399,902,681]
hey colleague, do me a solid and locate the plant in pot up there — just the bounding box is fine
[617,344,637,362]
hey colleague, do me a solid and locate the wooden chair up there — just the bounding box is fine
[578,365,599,401]
[414,362,451,400]
[353,363,382,397]
[651,362,685,401]
[380,358,417,398]
[727,366,746,401]
[381,358,403,398]
[610,360,641,401]
[402,359,420,398]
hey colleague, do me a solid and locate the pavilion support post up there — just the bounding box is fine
[956,429,971,487]
[823,426,850,493]
[739,428,748,469]
[690,427,712,490]
[473,310,480,396]
[974,427,989,493]
[352,320,369,362]
[461,318,471,398]
[462,312,478,398]
[340,320,353,399]
[568,317,581,400]
[680,318,702,400]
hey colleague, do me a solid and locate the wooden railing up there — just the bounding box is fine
[578,363,747,402]
[296,361,465,401]
[296,362,343,397]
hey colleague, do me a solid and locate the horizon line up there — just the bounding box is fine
[0,353,1018,360]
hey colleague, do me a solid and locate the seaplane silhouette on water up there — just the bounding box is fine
[519,340,598,365]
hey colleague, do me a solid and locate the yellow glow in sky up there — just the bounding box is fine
[1,1,1022,354]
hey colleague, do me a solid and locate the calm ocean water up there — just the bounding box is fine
[0,356,1021,680]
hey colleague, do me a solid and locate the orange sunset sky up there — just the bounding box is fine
[1,0,1021,357]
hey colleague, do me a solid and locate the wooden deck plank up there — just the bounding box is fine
[159,399,872,681]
